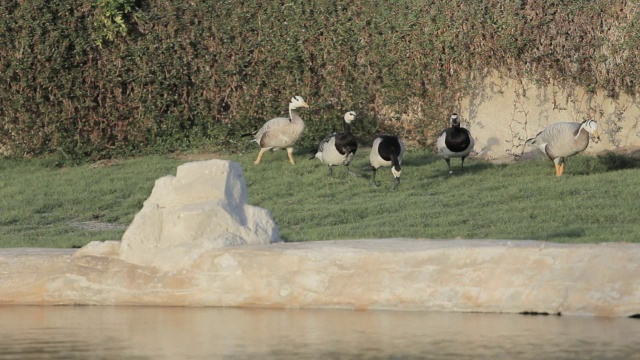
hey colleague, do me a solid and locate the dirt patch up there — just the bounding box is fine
[69,221,128,231]
[170,153,230,161]
[88,159,120,168]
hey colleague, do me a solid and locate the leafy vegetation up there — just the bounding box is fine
[1,0,639,161]
[1,151,639,248]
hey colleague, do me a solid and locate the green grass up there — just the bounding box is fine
[241,149,640,243]
[0,156,182,247]
[1,149,640,248]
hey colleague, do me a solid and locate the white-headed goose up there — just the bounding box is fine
[243,96,309,165]
[312,111,358,176]
[525,120,600,176]
[369,135,405,189]
[436,113,474,175]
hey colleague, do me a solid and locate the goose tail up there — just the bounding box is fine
[309,148,320,160]
[241,130,258,138]
[525,128,546,145]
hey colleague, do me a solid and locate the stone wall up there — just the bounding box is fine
[460,74,640,162]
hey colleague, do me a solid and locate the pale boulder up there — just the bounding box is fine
[117,160,281,270]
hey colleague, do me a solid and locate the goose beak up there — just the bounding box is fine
[592,131,601,143]
[302,102,310,108]
[391,167,401,190]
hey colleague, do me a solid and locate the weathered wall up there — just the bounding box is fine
[461,74,640,162]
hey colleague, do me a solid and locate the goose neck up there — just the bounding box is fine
[390,152,400,168]
[289,108,301,122]
[575,123,586,139]
[343,121,352,134]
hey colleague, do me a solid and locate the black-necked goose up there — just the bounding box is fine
[242,96,309,165]
[369,135,405,189]
[525,120,600,176]
[312,111,358,176]
[436,113,474,175]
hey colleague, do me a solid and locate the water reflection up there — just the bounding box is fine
[0,306,638,359]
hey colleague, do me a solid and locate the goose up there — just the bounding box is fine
[242,96,309,165]
[369,135,405,189]
[525,120,600,176]
[436,113,474,175]
[312,111,358,176]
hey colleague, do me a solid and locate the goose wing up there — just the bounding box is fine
[435,127,448,152]
[316,133,336,154]
[546,122,589,158]
[527,122,581,157]
[255,116,293,144]
[334,132,358,156]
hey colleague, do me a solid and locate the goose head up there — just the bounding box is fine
[580,120,600,143]
[344,111,356,124]
[449,113,461,127]
[289,96,310,110]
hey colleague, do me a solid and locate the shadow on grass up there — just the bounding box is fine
[424,160,497,179]
[570,151,640,175]
[457,161,496,173]
[597,151,640,171]
[528,227,586,241]
[402,153,438,167]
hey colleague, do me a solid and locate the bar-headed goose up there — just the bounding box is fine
[243,96,309,165]
[436,113,474,175]
[525,120,600,176]
[312,111,358,176]
[369,135,405,189]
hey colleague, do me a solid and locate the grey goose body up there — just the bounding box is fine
[244,96,309,165]
[526,120,600,176]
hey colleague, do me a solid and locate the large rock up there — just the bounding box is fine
[0,160,639,317]
[117,160,281,270]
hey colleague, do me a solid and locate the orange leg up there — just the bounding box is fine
[254,148,267,165]
[287,147,296,165]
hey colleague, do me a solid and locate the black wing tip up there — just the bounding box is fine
[241,130,258,138]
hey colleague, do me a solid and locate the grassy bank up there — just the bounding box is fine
[1,150,639,248]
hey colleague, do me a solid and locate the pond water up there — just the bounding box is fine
[0,306,638,359]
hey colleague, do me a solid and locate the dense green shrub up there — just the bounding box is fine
[1,0,638,161]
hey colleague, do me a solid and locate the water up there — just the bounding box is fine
[0,306,638,360]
